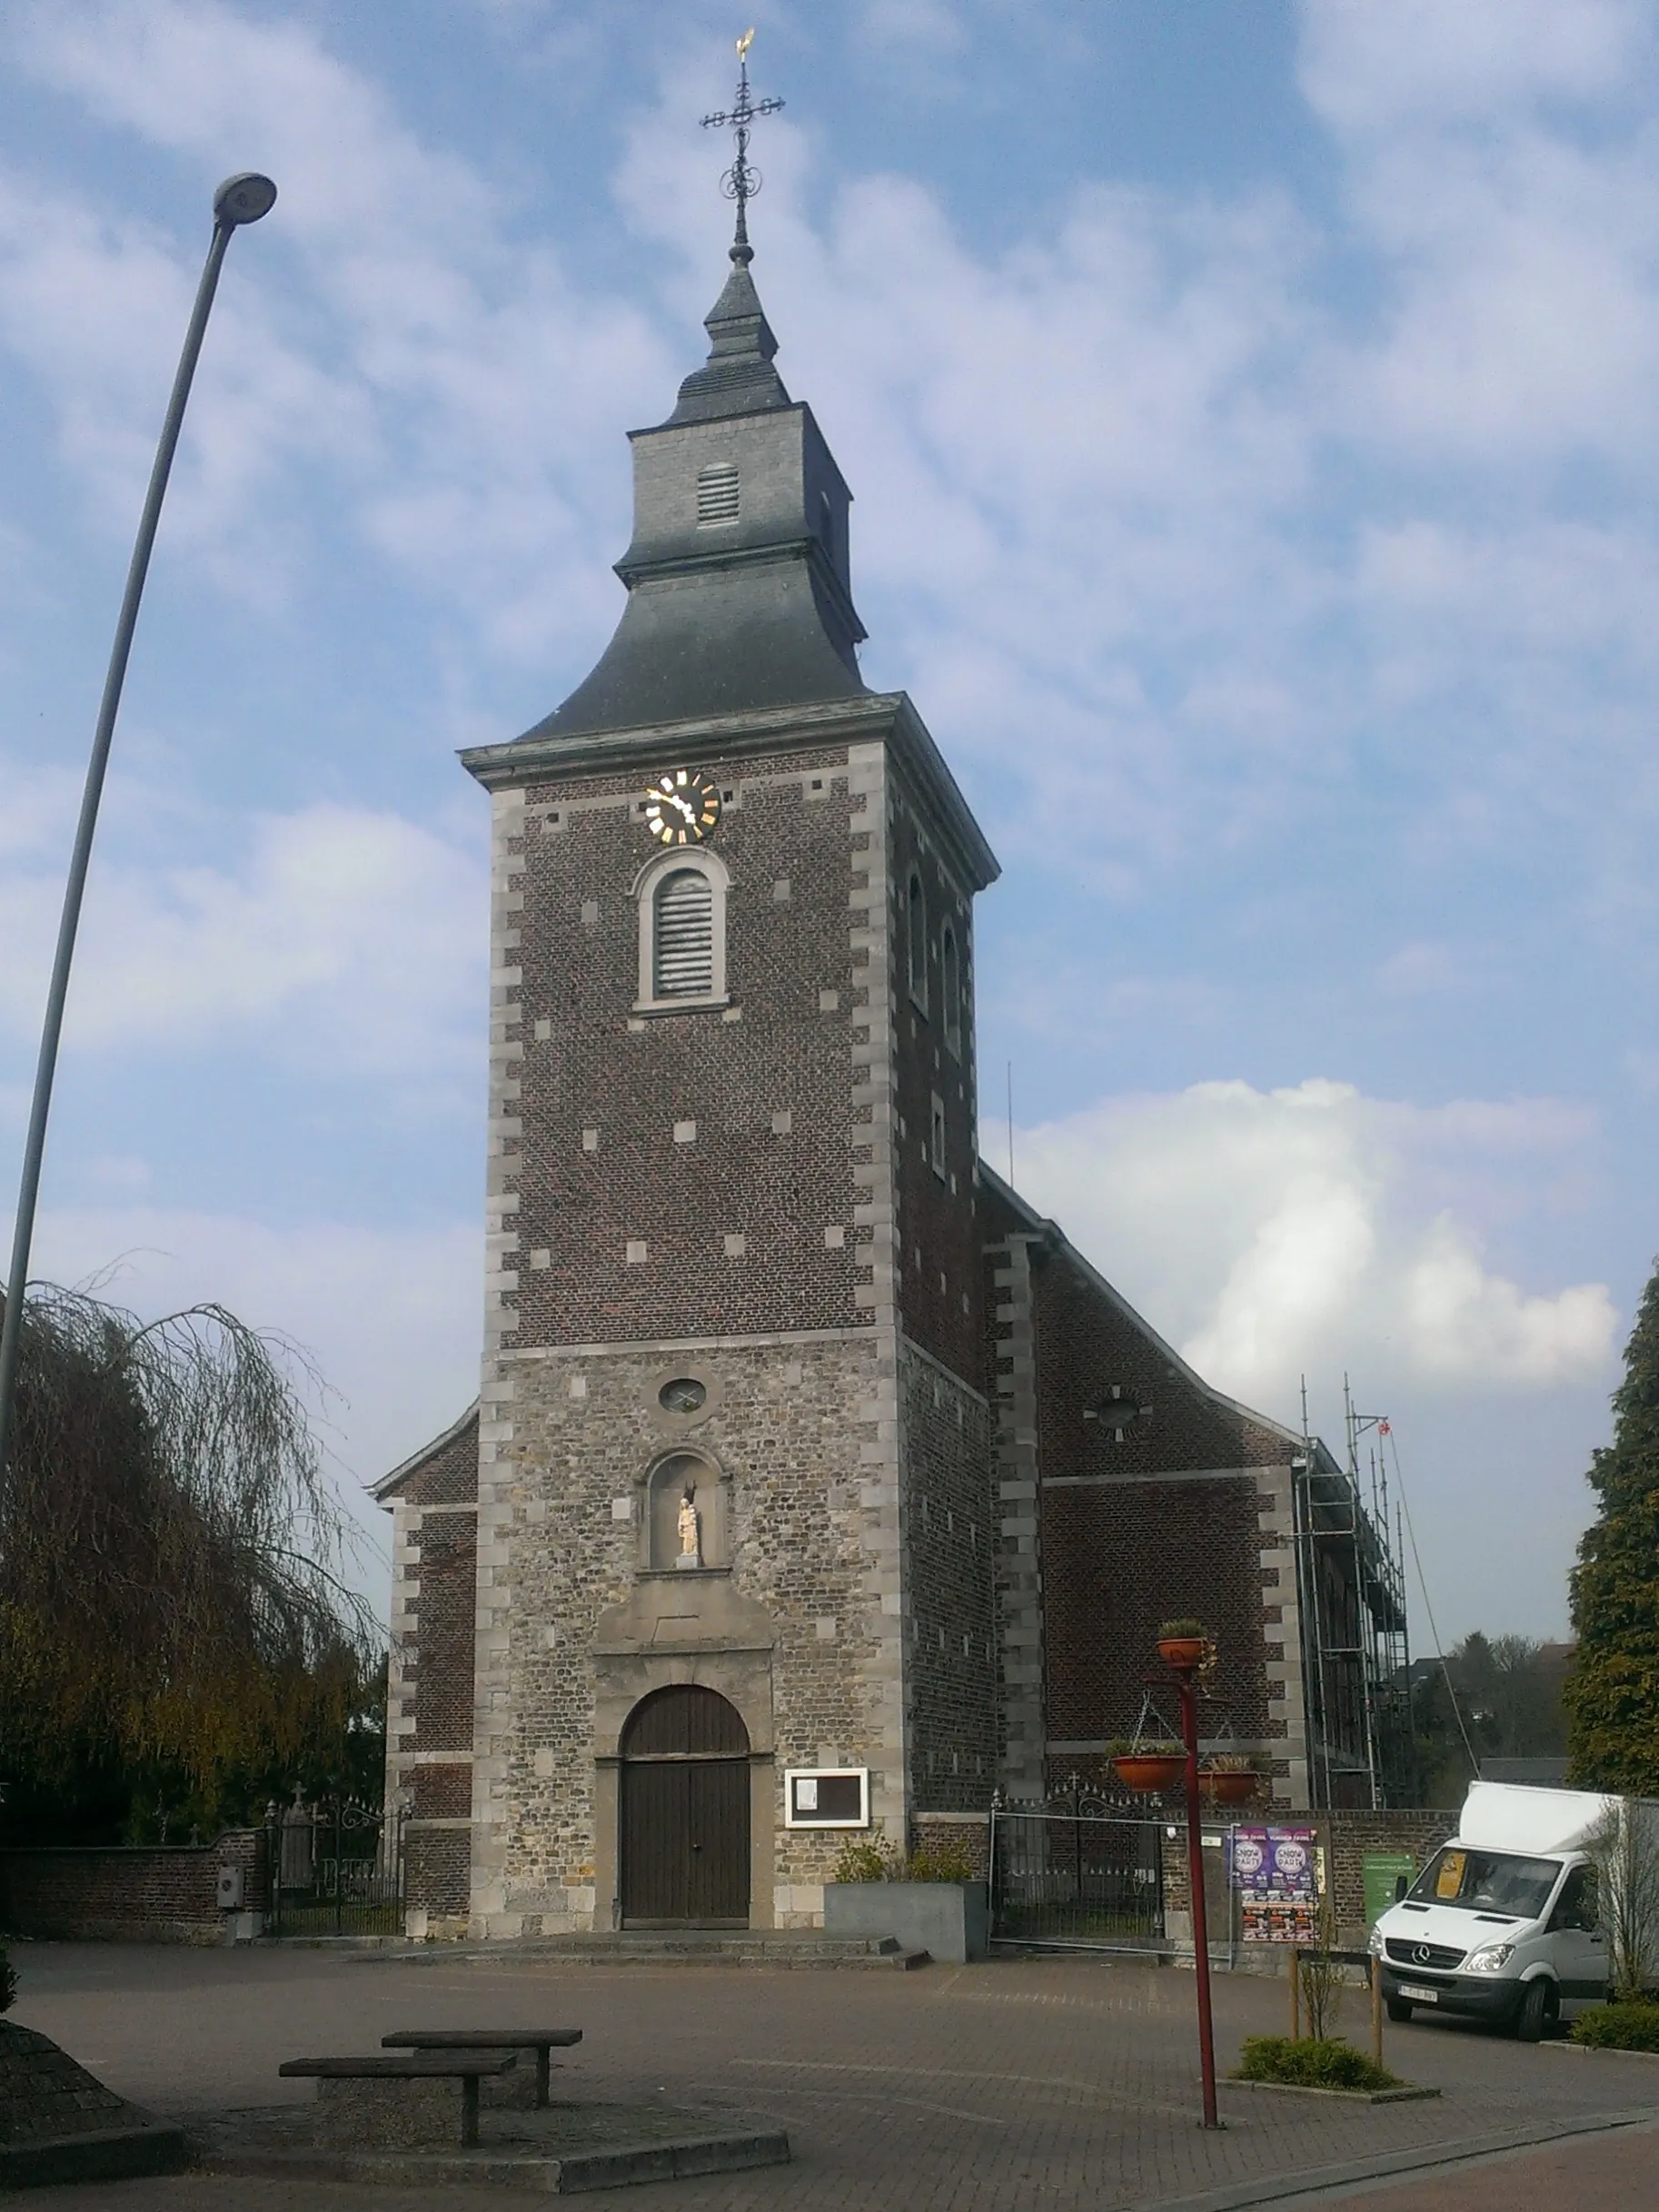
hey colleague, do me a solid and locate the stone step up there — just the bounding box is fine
[352,1929,931,1971]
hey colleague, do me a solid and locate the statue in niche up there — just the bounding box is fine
[676,1485,701,1569]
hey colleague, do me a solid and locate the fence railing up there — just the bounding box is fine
[989,1801,1165,1950]
[264,1800,404,1938]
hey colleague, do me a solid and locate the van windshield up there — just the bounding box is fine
[1406,1847,1562,1921]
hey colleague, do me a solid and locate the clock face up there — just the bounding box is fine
[644,769,721,847]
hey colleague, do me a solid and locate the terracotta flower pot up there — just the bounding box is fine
[1157,1635,1209,1671]
[1110,1754,1187,1793]
[1199,1769,1261,1805]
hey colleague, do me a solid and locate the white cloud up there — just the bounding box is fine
[0,799,485,1080]
[27,1204,486,1591]
[1010,1078,1617,1411]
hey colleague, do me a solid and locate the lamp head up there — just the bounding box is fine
[214,173,278,227]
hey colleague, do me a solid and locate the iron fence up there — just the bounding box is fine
[264,1798,404,1938]
[990,1796,1164,1951]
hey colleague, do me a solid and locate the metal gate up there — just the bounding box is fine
[265,1798,404,1938]
[990,1793,1164,1950]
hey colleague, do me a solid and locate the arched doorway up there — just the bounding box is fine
[619,1685,750,1928]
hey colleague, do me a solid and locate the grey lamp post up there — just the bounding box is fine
[0,172,278,1483]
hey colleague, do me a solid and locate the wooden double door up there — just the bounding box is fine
[619,1686,751,1928]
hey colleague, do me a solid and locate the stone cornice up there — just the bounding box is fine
[460,690,1000,893]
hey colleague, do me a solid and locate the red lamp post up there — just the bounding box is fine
[1167,1644,1220,2130]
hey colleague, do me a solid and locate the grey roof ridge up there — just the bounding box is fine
[977,1158,1326,1464]
[372,1400,481,1504]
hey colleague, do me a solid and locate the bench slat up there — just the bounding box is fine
[279,2054,515,2078]
[382,2029,581,2049]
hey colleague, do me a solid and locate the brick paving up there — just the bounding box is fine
[6,1945,1657,2209]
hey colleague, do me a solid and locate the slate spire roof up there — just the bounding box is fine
[667,243,792,426]
[512,238,868,745]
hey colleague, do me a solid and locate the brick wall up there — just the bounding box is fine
[902,1342,997,1810]
[0,1829,265,1943]
[1159,1806,1455,1949]
[503,749,867,1349]
[381,1406,479,1930]
[980,1182,1310,1809]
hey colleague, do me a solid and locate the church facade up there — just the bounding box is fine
[378,230,1401,1939]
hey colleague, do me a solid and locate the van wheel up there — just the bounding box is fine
[1386,1997,1413,2023]
[1515,1979,1554,2042]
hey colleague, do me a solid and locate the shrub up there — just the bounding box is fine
[0,1949,14,2013]
[831,1840,898,1883]
[905,1841,975,1883]
[1235,2036,1399,2092]
[1570,2001,1659,2051]
[830,1839,978,1883]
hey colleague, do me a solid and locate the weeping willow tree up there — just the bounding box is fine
[0,1284,377,1812]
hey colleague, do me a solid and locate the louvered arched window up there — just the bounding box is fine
[635,848,730,1011]
[697,461,740,526]
[654,870,713,997]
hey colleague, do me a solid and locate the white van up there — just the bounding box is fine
[1368,1781,1621,2041]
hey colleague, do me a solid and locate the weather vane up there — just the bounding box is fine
[701,27,783,262]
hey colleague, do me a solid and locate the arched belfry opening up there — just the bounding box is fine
[619,1686,751,1927]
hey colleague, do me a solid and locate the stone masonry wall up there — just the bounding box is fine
[473,1333,890,1933]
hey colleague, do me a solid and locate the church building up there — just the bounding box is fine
[377,178,1405,1939]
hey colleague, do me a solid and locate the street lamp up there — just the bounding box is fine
[1162,1632,1222,2130]
[0,173,278,1483]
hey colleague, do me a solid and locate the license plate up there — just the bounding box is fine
[1398,1984,1440,2003]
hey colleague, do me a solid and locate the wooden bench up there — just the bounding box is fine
[277,2052,516,2148]
[381,2028,582,2109]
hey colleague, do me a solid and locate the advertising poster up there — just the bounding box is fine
[1229,1825,1319,1944]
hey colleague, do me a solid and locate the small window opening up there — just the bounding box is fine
[697,461,740,526]
[941,924,961,1056]
[908,873,928,1011]
[929,1092,947,1179]
[654,869,714,997]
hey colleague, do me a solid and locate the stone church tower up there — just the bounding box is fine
[379,196,1414,1942]
[440,233,1000,1936]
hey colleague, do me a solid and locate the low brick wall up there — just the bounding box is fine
[911,1812,991,1880]
[0,1830,266,1944]
[1160,1805,1455,1959]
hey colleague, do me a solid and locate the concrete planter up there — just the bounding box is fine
[822,1880,988,1964]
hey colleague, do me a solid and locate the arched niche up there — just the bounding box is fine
[642,1449,729,1572]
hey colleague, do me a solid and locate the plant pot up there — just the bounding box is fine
[1157,1636,1209,1671]
[1110,1754,1187,1793]
[1199,1769,1261,1805]
[822,1880,988,1963]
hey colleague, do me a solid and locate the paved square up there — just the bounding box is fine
[7,1945,1657,2209]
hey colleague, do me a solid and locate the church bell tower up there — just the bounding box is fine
[456,52,1000,1935]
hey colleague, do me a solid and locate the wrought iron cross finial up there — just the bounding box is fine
[700,28,784,263]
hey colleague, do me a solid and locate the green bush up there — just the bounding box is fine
[0,1949,15,2013]
[830,1838,978,1883]
[1235,2036,1400,2092]
[1570,2001,1659,2051]
[905,1841,976,1883]
[1158,1619,1209,1638]
[831,1840,898,1883]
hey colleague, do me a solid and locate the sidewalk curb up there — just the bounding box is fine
[1137,2104,1659,2212]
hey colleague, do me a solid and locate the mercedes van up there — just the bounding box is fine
[1367,1781,1628,2040]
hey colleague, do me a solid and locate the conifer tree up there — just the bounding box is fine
[1567,1261,1659,1792]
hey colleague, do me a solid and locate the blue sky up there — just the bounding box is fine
[2,0,1655,1642]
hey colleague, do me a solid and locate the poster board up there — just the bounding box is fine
[783,1769,869,1829]
[1229,1825,1319,1943]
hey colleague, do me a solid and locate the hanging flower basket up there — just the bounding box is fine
[1157,1635,1210,1671]
[1110,1752,1187,1793]
[1199,1767,1262,1805]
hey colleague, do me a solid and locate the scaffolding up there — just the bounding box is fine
[1291,1377,1414,1809]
